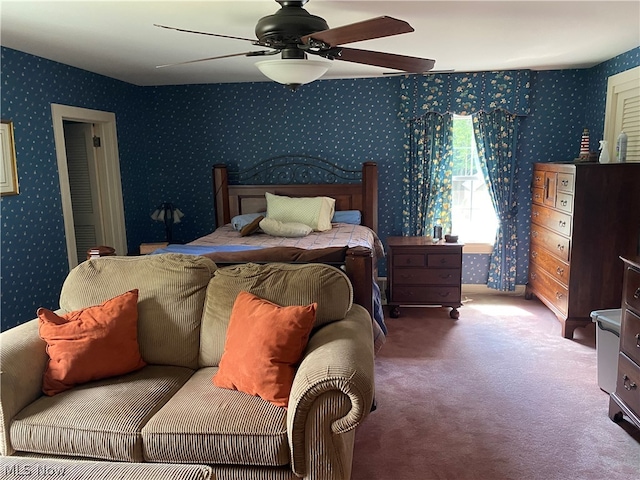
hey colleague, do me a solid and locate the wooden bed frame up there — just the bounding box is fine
[211,156,379,319]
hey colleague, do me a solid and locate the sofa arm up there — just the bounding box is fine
[287,304,375,479]
[0,318,48,455]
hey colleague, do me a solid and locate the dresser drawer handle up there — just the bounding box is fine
[534,193,541,200]
[531,272,537,280]
[439,274,452,280]
[556,244,565,252]
[533,211,539,217]
[622,374,637,391]
[532,231,538,238]
[558,220,566,228]
[555,292,564,300]
[636,333,640,348]
[535,175,542,183]
[634,287,640,300]
[556,267,564,276]
[560,199,567,206]
[561,179,569,187]
[531,251,538,259]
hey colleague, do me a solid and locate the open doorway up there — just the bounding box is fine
[51,104,127,270]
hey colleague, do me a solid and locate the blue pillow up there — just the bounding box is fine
[332,210,361,225]
[231,212,266,231]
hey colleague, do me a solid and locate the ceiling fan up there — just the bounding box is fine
[155,0,435,90]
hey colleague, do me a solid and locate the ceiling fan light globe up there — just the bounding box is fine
[255,58,331,87]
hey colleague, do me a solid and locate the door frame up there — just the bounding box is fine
[51,104,127,270]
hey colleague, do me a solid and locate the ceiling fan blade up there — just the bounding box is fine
[156,50,279,69]
[301,16,413,48]
[383,69,455,76]
[154,24,257,43]
[327,47,435,73]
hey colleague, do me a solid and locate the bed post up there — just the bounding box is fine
[362,162,378,233]
[345,246,374,320]
[213,165,231,228]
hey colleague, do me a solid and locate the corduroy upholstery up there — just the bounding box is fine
[2,457,213,480]
[1,254,376,480]
[199,262,353,367]
[10,366,193,461]
[60,254,216,369]
[142,368,289,465]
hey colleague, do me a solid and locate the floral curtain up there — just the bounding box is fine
[399,71,529,289]
[401,113,453,236]
[472,110,520,291]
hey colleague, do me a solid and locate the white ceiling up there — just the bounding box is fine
[1,0,639,87]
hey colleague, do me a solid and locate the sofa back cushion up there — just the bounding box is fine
[199,262,353,367]
[60,253,217,369]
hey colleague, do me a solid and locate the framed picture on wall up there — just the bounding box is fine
[1,120,19,196]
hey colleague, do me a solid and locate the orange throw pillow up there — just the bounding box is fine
[38,289,146,396]
[213,291,317,408]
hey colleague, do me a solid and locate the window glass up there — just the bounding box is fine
[451,114,498,244]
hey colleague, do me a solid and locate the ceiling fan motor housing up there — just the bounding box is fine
[256,0,329,57]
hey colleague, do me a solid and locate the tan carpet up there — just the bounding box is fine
[352,293,640,480]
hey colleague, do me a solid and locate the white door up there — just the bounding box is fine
[63,122,105,264]
[51,104,128,270]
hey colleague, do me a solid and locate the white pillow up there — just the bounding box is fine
[265,192,335,232]
[259,218,312,238]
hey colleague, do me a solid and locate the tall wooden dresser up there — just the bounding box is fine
[609,257,640,430]
[525,162,640,339]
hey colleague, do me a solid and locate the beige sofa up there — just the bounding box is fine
[0,254,375,480]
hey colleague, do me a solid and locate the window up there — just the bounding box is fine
[451,114,498,248]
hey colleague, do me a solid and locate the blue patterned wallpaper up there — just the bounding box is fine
[1,45,639,330]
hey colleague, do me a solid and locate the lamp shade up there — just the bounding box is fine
[256,58,332,89]
[151,202,184,242]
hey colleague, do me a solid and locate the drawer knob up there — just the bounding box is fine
[532,231,538,238]
[622,374,637,391]
[561,180,569,186]
[635,333,640,348]
[634,287,640,300]
[556,267,564,276]
[533,211,539,217]
[555,292,564,300]
[560,200,567,206]
[531,272,537,280]
[558,220,566,228]
[531,251,538,258]
[557,244,565,252]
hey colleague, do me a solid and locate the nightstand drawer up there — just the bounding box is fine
[621,308,640,365]
[393,268,461,286]
[428,254,462,268]
[392,286,461,304]
[615,353,640,415]
[624,265,640,313]
[394,253,426,267]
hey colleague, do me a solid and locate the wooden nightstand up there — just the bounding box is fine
[386,236,463,319]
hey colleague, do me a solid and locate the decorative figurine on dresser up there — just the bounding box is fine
[525,162,640,339]
[609,256,640,431]
[386,236,463,319]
